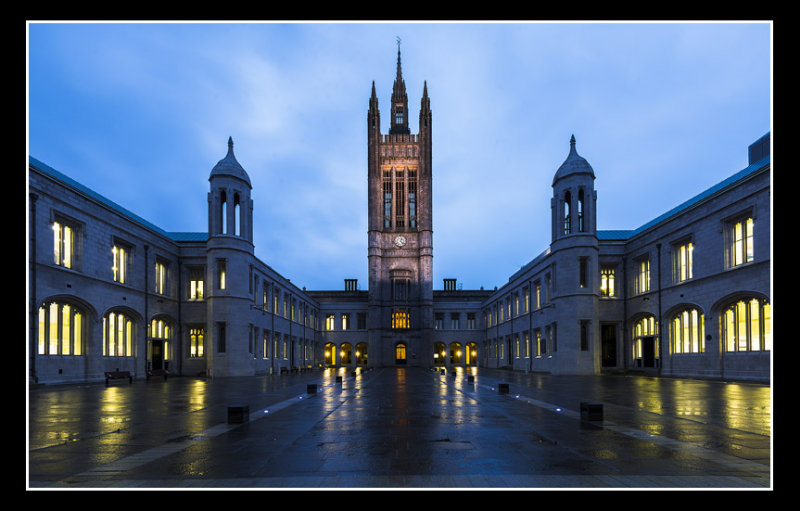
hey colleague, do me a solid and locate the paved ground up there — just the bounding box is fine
[27,366,772,489]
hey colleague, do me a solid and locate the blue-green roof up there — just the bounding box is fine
[29,156,208,243]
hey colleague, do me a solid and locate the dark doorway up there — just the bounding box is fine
[601,324,617,367]
[151,340,163,370]
[642,336,655,368]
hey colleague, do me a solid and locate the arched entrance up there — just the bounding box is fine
[340,343,353,365]
[395,343,407,364]
[324,343,336,366]
[355,343,368,365]
[449,342,462,365]
[433,342,446,366]
[465,342,478,366]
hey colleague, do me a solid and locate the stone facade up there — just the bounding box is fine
[28,53,771,384]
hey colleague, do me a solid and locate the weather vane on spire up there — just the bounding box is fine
[396,36,401,52]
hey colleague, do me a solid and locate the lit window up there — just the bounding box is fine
[395,171,405,228]
[600,266,615,297]
[38,301,83,356]
[217,260,226,290]
[112,244,129,283]
[674,241,694,282]
[103,311,134,357]
[392,309,409,329]
[636,257,650,294]
[722,298,770,352]
[52,220,75,269]
[671,308,704,354]
[408,170,417,228]
[190,268,204,300]
[728,217,754,267]
[342,313,350,330]
[155,261,167,295]
[325,314,335,331]
[383,171,392,229]
[189,327,204,358]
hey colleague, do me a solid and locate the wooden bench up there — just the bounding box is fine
[104,371,132,385]
[146,369,168,381]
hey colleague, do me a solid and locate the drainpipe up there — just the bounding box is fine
[271,287,275,375]
[29,193,38,384]
[144,245,149,376]
[622,255,627,371]
[177,258,182,376]
[656,243,662,375]
[529,279,533,374]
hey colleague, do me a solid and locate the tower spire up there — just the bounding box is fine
[390,38,410,135]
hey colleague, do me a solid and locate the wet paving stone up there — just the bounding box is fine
[28,367,771,489]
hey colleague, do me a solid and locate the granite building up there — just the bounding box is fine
[28,51,771,384]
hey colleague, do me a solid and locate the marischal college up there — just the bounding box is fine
[28,50,771,385]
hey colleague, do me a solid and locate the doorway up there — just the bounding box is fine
[151,340,164,370]
[395,343,407,364]
[642,336,656,368]
[601,324,617,367]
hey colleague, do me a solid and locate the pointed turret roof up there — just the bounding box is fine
[553,135,595,185]
[210,137,251,187]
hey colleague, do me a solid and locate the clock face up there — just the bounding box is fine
[394,235,407,247]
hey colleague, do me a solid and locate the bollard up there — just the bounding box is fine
[307,383,317,394]
[440,369,445,375]
[467,375,475,383]
[497,383,509,394]
[336,375,343,383]
[227,405,249,424]
[580,402,603,421]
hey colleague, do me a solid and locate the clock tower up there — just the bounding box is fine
[366,46,433,367]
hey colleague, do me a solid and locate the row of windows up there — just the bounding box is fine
[37,302,320,362]
[382,167,418,230]
[487,324,557,360]
[630,299,771,357]
[36,297,770,363]
[53,220,175,296]
[485,278,550,328]
[632,216,755,295]
[434,312,477,330]
[484,216,758,318]
[324,312,367,331]
[51,219,314,325]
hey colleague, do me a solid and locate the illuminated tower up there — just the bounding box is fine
[367,46,433,367]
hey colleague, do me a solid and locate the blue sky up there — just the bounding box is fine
[27,21,772,291]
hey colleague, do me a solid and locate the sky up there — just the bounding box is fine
[27,21,772,292]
